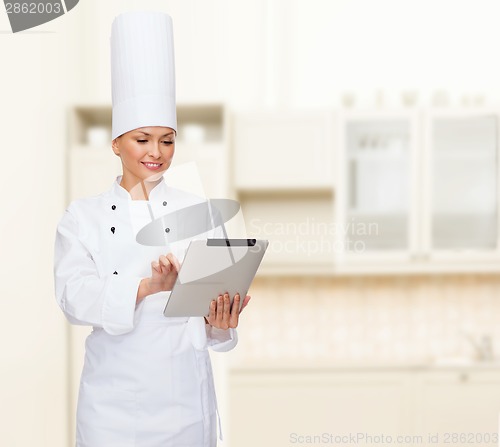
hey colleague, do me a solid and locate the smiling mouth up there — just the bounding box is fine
[141,162,163,170]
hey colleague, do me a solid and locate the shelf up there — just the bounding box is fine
[255,261,500,277]
[70,105,112,146]
[177,103,223,121]
[69,103,226,146]
[433,152,495,160]
[228,360,500,372]
[346,210,408,216]
[177,103,224,143]
[236,186,333,198]
[256,263,335,277]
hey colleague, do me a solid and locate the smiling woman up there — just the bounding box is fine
[111,126,176,200]
[53,10,249,447]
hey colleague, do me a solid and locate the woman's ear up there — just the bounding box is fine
[111,137,120,156]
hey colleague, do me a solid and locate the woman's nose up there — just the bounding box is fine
[148,143,162,158]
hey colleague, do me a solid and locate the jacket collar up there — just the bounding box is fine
[111,175,167,201]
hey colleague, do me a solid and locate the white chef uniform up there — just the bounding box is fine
[54,174,237,446]
[54,9,236,445]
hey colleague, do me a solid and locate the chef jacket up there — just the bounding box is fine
[54,174,237,446]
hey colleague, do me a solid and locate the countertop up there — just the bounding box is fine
[228,358,500,372]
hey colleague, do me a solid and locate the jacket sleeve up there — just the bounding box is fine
[206,324,238,352]
[204,215,238,352]
[53,207,143,335]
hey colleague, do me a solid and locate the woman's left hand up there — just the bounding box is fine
[205,293,251,329]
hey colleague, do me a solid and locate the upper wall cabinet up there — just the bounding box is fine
[232,110,334,190]
[423,110,500,262]
[230,110,335,275]
[335,111,419,261]
[334,109,500,274]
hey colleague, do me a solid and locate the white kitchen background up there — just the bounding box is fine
[2,0,500,446]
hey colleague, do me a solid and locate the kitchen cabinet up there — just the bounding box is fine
[231,107,500,275]
[228,369,413,447]
[228,366,500,447]
[423,110,500,261]
[334,109,500,274]
[415,370,500,447]
[232,110,334,190]
[335,111,419,264]
[231,110,335,274]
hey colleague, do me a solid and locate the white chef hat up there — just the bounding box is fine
[110,11,177,140]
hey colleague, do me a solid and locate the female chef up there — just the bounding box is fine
[53,11,248,447]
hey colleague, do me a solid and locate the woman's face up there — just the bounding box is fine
[112,126,175,183]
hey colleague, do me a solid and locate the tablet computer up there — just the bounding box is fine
[163,238,269,317]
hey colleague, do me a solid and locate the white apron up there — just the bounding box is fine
[54,175,237,447]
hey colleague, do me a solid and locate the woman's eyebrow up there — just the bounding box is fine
[136,131,174,137]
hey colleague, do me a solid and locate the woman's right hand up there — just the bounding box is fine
[147,252,181,295]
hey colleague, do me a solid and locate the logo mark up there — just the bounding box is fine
[4,0,79,33]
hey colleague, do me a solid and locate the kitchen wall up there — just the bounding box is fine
[234,275,500,366]
[70,0,500,108]
[0,5,80,447]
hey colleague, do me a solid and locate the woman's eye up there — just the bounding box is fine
[136,140,174,145]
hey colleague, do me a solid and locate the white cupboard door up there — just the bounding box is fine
[232,110,333,189]
[229,370,412,447]
[334,111,419,265]
[423,110,500,262]
[415,370,500,447]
